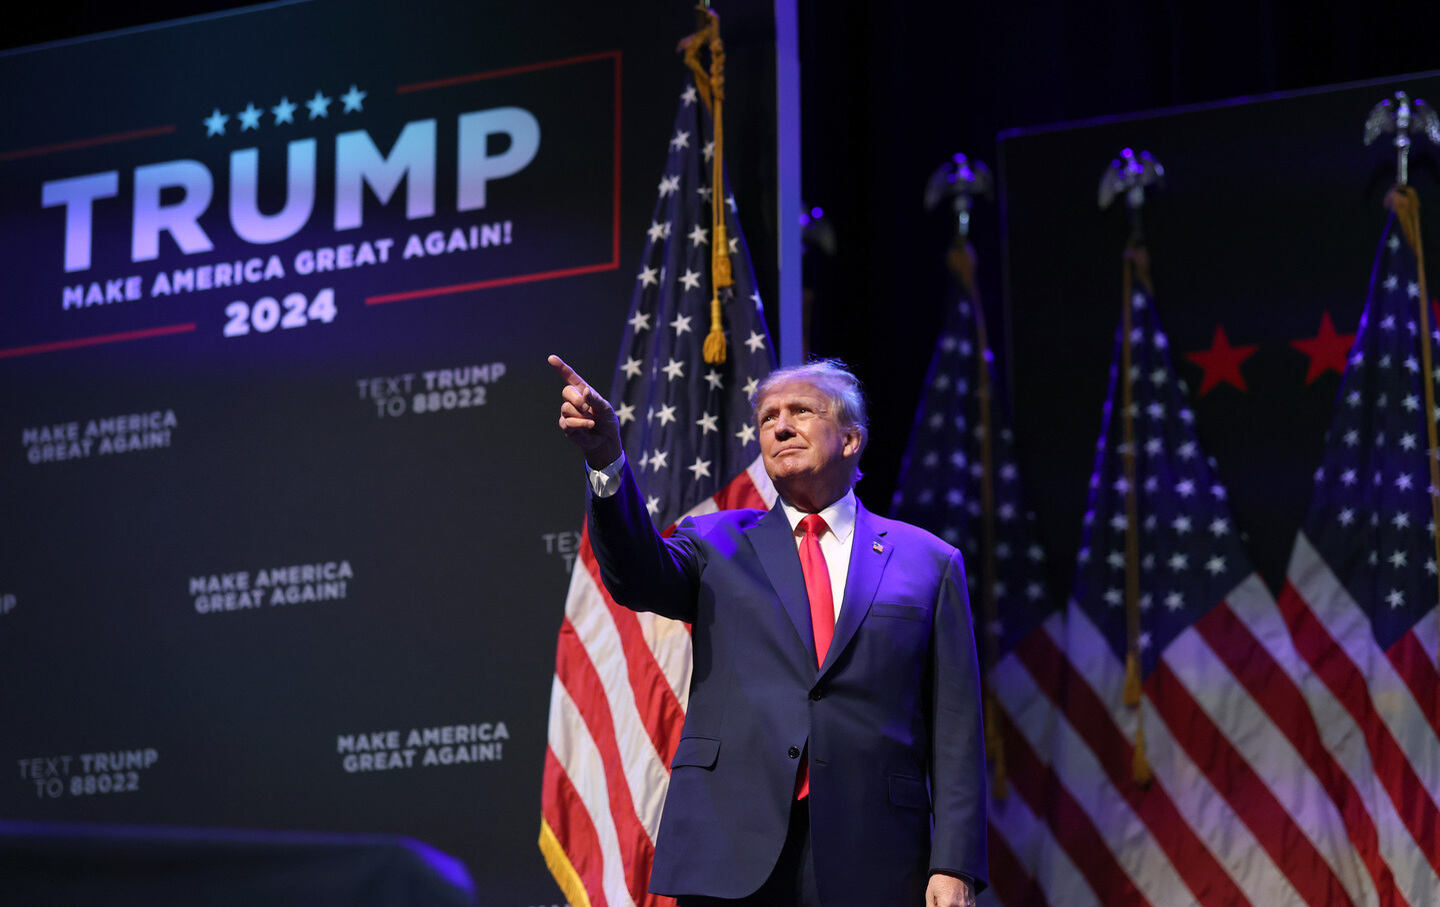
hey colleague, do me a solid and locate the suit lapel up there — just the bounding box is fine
[820,505,891,676]
[745,503,816,665]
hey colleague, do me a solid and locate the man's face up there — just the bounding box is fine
[756,379,860,508]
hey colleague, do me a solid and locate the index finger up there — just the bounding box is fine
[547,354,588,390]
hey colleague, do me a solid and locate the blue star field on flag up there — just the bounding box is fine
[1304,218,1440,650]
[1072,276,1253,674]
[891,287,1053,662]
[610,81,775,528]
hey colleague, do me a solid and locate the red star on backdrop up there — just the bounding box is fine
[1290,311,1355,384]
[1184,325,1258,395]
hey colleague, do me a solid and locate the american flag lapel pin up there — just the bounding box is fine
[872,541,884,554]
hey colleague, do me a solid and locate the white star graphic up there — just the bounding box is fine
[688,457,712,480]
[1397,473,1414,491]
[688,224,709,246]
[679,269,702,291]
[1389,550,1408,568]
[1393,511,1411,529]
[1205,556,1226,575]
[340,84,366,113]
[745,330,767,353]
[1384,273,1399,290]
[659,174,680,196]
[1175,479,1195,497]
[1172,516,1192,534]
[681,85,698,105]
[237,103,262,131]
[306,90,332,119]
[735,423,757,445]
[696,412,719,434]
[646,495,662,516]
[697,186,713,202]
[621,357,643,379]
[703,140,714,161]
[271,96,297,125]
[627,312,650,331]
[615,402,636,424]
[1168,552,1189,571]
[1386,588,1405,608]
[671,313,693,335]
[650,449,670,468]
[670,130,691,150]
[656,404,677,426]
[1103,587,1123,607]
[638,266,659,287]
[743,377,759,397]
[203,108,228,136]
[1107,551,1126,570]
[647,221,669,242]
[663,359,685,381]
[704,369,723,390]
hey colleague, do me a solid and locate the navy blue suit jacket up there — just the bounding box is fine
[589,465,988,905]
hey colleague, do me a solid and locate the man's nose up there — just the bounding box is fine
[773,413,794,436]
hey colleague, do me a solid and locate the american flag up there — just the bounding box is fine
[539,79,776,907]
[888,251,1060,901]
[986,252,1375,904]
[1275,197,1440,906]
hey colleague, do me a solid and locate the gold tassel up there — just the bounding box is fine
[1132,717,1153,787]
[1122,650,1142,707]
[682,6,733,365]
[984,692,1008,800]
[703,293,727,363]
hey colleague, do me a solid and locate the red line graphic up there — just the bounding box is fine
[366,262,616,305]
[0,323,196,360]
[0,125,177,164]
[395,50,621,94]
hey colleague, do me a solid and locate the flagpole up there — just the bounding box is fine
[927,155,1009,797]
[1100,148,1165,786]
[1367,91,1440,669]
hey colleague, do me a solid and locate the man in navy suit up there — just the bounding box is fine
[551,355,986,907]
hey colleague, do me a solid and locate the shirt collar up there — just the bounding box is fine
[779,490,857,543]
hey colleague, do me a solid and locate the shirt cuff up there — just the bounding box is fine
[586,452,626,498]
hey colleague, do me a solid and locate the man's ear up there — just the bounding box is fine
[842,430,862,458]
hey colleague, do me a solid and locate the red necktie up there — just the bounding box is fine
[799,513,835,666]
[795,513,833,800]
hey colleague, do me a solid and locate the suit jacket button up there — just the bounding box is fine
[809,690,823,701]
[787,746,800,759]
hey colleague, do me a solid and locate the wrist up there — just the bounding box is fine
[585,441,623,470]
